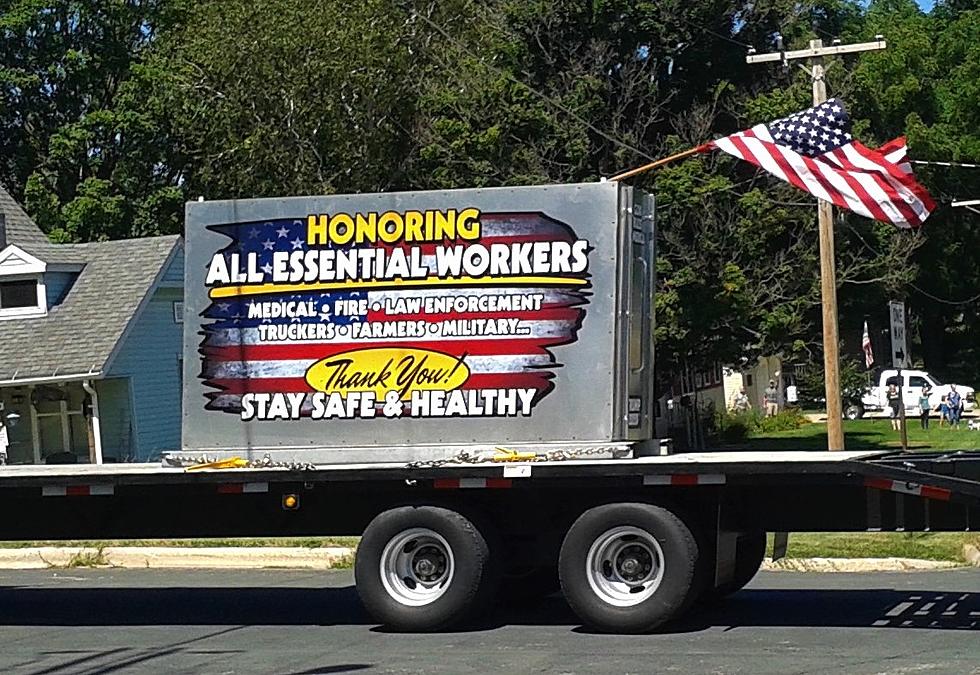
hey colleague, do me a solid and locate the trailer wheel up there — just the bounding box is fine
[844,403,864,420]
[709,530,767,600]
[355,506,495,631]
[558,503,699,633]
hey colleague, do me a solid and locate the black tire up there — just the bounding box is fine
[558,503,699,633]
[354,506,497,631]
[709,530,767,600]
[844,403,864,420]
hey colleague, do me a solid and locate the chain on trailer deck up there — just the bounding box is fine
[161,445,631,474]
[164,453,318,472]
[404,444,632,469]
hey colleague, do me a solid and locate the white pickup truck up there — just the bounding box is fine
[845,369,976,419]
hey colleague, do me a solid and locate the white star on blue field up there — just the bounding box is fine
[204,218,368,328]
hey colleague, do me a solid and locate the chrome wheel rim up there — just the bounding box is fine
[380,528,454,606]
[585,526,665,607]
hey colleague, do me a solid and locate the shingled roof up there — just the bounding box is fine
[0,186,88,263]
[0,186,181,382]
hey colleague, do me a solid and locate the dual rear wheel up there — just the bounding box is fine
[355,502,761,633]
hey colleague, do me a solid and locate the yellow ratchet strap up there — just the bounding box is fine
[186,457,249,471]
[492,447,536,462]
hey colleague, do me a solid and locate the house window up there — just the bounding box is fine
[0,279,39,309]
[173,301,183,324]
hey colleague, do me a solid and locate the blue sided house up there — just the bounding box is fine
[0,186,184,464]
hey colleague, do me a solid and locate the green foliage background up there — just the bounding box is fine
[1,0,978,385]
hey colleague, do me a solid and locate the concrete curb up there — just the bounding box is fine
[0,548,974,571]
[761,557,963,572]
[0,546,354,570]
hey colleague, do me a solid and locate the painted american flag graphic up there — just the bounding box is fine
[199,212,591,417]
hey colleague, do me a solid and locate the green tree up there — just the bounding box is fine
[0,0,185,241]
[147,0,418,200]
[848,1,980,382]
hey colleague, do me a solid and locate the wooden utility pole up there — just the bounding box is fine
[747,37,886,451]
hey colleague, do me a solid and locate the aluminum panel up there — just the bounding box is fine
[181,182,644,462]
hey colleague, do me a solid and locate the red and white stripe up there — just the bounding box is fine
[877,136,912,175]
[862,320,874,368]
[709,126,934,228]
[42,484,115,497]
[864,477,951,501]
[216,482,269,494]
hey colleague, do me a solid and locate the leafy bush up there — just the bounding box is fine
[758,407,810,432]
[716,407,810,442]
[715,409,761,443]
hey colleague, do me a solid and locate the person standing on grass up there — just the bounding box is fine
[731,386,752,413]
[886,382,901,431]
[763,380,779,417]
[938,395,949,427]
[919,386,932,430]
[948,386,963,429]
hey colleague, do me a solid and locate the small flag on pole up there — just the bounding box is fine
[862,321,874,368]
[706,100,935,228]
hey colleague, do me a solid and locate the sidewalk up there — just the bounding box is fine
[0,545,976,571]
[0,546,354,570]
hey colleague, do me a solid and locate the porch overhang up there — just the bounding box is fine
[0,370,103,387]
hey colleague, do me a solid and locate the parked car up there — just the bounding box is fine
[845,369,976,420]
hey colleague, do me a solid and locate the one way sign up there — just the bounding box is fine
[889,300,910,369]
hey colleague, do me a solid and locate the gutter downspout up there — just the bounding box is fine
[82,380,103,464]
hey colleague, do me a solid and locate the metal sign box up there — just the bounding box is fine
[181,182,654,463]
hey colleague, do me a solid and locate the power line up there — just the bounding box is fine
[841,220,980,306]
[409,10,659,163]
[911,159,980,169]
[676,17,753,50]
[908,283,980,307]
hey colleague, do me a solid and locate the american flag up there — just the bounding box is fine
[877,136,912,175]
[707,99,935,228]
[200,213,590,413]
[862,320,874,368]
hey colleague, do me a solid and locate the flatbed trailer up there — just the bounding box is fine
[4,183,978,633]
[2,449,977,632]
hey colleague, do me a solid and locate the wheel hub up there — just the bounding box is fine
[380,528,455,607]
[616,545,653,583]
[586,526,666,607]
[412,546,447,582]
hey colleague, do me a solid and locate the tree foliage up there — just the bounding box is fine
[2,0,978,382]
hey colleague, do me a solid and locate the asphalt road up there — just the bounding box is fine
[0,568,977,675]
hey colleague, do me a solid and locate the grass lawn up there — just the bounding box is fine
[723,417,980,452]
[773,532,980,562]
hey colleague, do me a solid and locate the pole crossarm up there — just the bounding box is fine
[745,39,886,64]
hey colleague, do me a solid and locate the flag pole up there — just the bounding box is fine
[608,144,711,182]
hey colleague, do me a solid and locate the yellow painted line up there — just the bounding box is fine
[208,275,587,299]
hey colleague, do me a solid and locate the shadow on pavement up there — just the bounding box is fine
[0,584,977,632]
